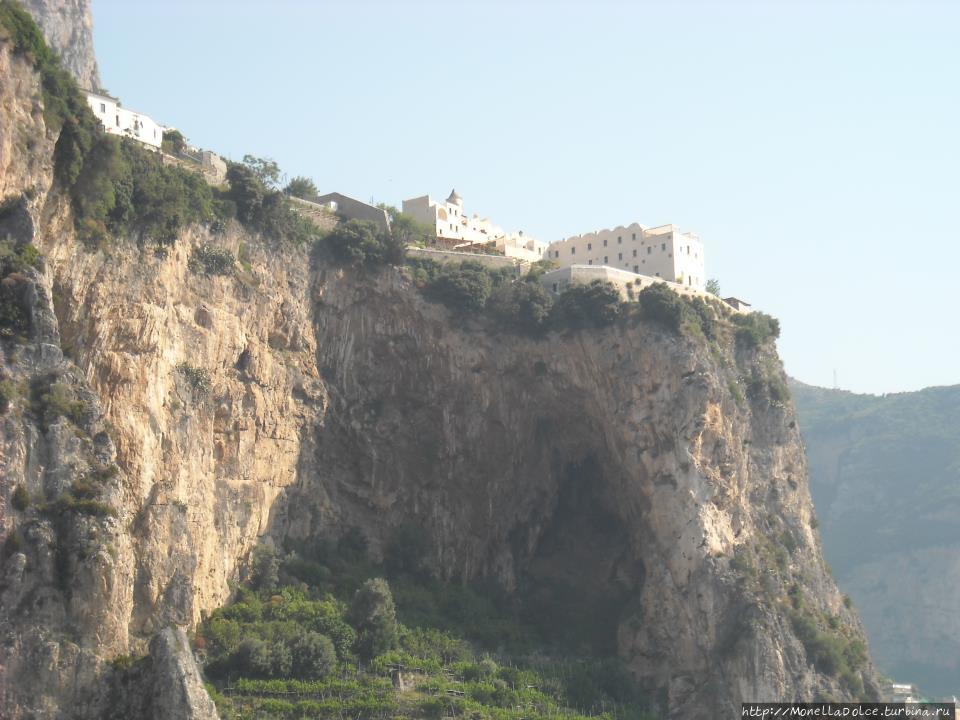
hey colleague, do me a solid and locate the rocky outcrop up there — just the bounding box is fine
[0,38,54,201]
[105,628,219,720]
[0,36,880,719]
[20,0,100,90]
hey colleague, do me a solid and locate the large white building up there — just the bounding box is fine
[84,90,164,149]
[546,222,705,291]
[402,189,548,262]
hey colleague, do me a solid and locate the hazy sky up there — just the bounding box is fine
[90,0,959,395]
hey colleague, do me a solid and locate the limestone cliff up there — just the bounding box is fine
[20,0,100,90]
[0,38,879,719]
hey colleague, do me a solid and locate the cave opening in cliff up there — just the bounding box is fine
[516,455,644,655]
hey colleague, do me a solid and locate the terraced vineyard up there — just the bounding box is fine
[196,538,655,720]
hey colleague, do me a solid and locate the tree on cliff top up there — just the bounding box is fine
[284,176,317,200]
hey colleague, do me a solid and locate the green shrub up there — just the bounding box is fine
[189,244,235,276]
[250,545,280,592]
[0,239,43,276]
[176,362,211,398]
[225,163,320,245]
[789,607,867,692]
[349,578,398,660]
[30,377,89,428]
[381,207,434,247]
[11,483,29,511]
[0,378,17,412]
[161,129,186,155]
[326,219,405,268]
[636,283,686,332]
[284,176,317,200]
[487,279,553,334]
[290,632,337,679]
[424,262,494,313]
[47,492,117,518]
[732,311,781,347]
[0,275,30,337]
[551,280,621,329]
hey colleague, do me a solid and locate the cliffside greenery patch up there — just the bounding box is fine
[196,530,656,720]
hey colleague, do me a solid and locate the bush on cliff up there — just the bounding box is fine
[549,280,621,329]
[326,219,405,268]
[70,137,218,247]
[732,310,780,347]
[487,279,554,334]
[635,282,687,332]
[224,161,320,245]
[423,261,495,313]
[284,176,318,200]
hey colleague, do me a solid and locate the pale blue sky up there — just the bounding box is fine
[90,0,959,395]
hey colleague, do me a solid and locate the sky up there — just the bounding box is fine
[90,0,960,396]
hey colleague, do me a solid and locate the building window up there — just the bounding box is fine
[655,272,661,277]
[618,236,622,244]
[603,256,608,264]
[632,233,636,240]
[587,243,592,250]
[571,247,576,255]
[633,265,639,273]
[618,252,622,260]
[603,239,607,247]
[647,247,651,255]
[661,243,666,251]
[632,249,637,257]
[99,102,106,113]
[588,259,593,265]
[554,251,560,258]
[116,115,120,126]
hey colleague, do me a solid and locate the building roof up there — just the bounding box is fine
[446,188,462,204]
[723,296,751,307]
[83,89,124,104]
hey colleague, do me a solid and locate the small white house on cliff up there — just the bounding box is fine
[402,189,548,261]
[84,90,163,149]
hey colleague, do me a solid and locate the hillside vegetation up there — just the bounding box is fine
[792,380,960,696]
[194,531,655,720]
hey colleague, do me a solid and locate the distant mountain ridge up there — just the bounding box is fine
[791,379,960,696]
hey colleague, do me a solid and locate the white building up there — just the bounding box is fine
[546,222,705,292]
[402,189,548,261]
[84,90,163,149]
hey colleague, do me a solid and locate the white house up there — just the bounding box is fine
[402,189,548,261]
[84,90,163,149]
[546,222,705,292]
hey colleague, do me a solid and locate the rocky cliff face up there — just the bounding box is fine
[20,0,100,89]
[0,40,879,719]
